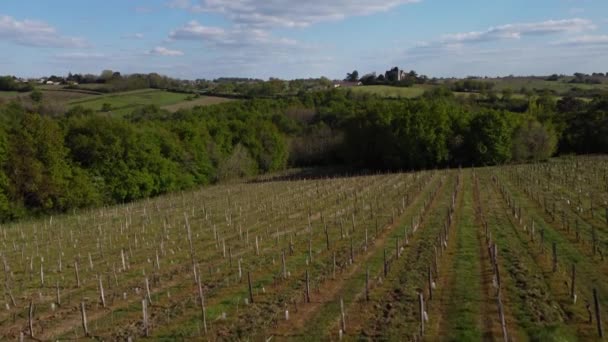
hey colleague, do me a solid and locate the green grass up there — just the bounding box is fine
[68,89,193,115]
[347,85,433,98]
[161,96,235,112]
[68,89,234,115]
[481,77,608,94]
[443,174,483,341]
[0,91,21,99]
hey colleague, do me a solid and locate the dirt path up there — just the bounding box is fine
[472,171,505,341]
[427,171,465,340]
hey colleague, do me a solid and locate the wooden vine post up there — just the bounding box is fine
[80,302,89,337]
[594,288,604,338]
[247,271,254,304]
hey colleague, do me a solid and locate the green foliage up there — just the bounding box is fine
[467,110,514,165]
[0,87,606,222]
[217,144,258,181]
[0,76,33,92]
[0,124,11,220]
[30,89,43,103]
[512,118,558,162]
[6,113,73,211]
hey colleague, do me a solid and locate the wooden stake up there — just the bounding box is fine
[142,299,149,337]
[56,281,60,306]
[365,267,370,302]
[247,271,254,304]
[305,269,311,303]
[383,248,388,277]
[99,276,106,308]
[74,260,80,288]
[282,250,287,280]
[145,276,152,305]
[340,297,346,333]
[80,302,89,337]
[594,288,604,338]
[29,300,34,337]
[570,264,576,302]
[418,292,425,337]
[428,266,433,300]
[197,275,207,335]
[552,242,558,272]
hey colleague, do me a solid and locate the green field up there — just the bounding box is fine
[161,95,235,111]
[478,77,608,94]
[0,91,21,99]
[0,156,606,340]
[348,85,432,98]
[68,89,232,115]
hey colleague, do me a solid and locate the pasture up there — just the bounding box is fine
[347,85,431,98]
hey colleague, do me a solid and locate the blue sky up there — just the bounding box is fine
[1,0,607,79]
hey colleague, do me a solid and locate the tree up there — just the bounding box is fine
[467,110,514,165]
[345,70,359,82]
[216,144,257,181]
[502,88,514,101]
[30,90,43,103]
[7,113,73,211]
[512,119,557,161]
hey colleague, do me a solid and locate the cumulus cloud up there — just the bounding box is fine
[0,14,88,48]
[441,18,595,44]
[147,46,184,56]
[167,0,420,27]
[169,20,297,47]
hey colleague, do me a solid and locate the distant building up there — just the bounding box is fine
[385,67,407,82]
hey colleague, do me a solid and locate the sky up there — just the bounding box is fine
[1,0,607,80]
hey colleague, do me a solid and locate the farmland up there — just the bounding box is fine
[347,85,431,98]
[0,156,606,340]
[68,89,233,115]
[0,88,234,114]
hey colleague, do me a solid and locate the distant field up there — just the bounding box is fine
[0,89,97,103]
[348,85,433,98]
[161,96,235,111]
[1,88,233,114]
[69,89,189,115]
[0,91,20,99]
[480,77,608,94]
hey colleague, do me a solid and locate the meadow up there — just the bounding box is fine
[347,85,431,98]
[0,88,234,114]
[0,156,606,340]
[69,89,230,115]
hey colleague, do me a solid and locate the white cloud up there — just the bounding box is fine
[0,14,88,48]
[54,52,106,59]
[556,35,608,46]
[442,18,595,44]
[147,46,184,56]
[169,20,297,48]
[122,33,144,40]
[168,0,420,28]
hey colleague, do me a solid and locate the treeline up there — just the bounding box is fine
[1,89,607,221]
[0,76,33,92]
[0,101,288,220]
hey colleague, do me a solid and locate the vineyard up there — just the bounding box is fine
[0,157,607,341]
